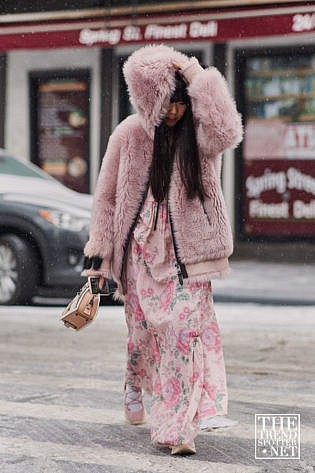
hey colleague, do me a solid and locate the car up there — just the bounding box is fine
[0,149,92,305]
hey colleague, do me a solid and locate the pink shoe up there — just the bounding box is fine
[124,385,145,425]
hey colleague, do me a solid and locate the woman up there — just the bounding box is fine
[82,44,243,455]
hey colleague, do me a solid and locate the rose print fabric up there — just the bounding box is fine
[124,189,228,446]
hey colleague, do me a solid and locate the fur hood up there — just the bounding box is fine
[123,44,189,136]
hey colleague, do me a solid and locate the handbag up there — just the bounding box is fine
[61,282,100,330]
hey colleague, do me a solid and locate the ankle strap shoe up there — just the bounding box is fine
[124,385,145,425]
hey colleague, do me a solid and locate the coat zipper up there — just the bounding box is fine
[120,177,151,294]
[168,202,188,286]
[153,201,160,231]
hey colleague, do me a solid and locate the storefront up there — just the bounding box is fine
[1,1,315,259]
[236,46,315,242]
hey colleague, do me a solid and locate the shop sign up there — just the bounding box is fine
[243,121,315,236]
[79,21,218,46]
[77,12,315,47]
[1,8,315,51]
[245,120,315,160]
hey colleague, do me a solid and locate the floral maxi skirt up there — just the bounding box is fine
[124,191,228,446]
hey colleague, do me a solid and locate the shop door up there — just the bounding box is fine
[236,48,315,240]
[30,70,90,194]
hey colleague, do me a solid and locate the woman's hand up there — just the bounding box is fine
[172,60,191,71]
[98,276,105,291]
[173,57,203,84]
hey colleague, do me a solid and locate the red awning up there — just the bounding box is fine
[0,4,315,50]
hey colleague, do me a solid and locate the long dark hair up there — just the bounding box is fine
[150,72,207,202]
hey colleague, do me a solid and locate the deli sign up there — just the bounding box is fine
[79,21,218,46]
[1,9,315,51]
[78,12,315,47]
[243,120,315,237]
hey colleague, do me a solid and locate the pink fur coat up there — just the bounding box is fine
[83,44,243,289]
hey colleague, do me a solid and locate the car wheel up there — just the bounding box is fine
[0,234,38,305]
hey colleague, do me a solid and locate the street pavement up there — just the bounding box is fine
[0,292,314,473]
[212,259,315,305]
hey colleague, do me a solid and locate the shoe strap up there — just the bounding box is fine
[125,386,142,410]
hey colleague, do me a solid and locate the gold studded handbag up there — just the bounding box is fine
[61,282,100,331]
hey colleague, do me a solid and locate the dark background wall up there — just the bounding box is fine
[1,0,197,14]
[1,0,311,14]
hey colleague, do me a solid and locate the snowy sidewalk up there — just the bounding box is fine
[0,304,314,473]
[212,260,315,305]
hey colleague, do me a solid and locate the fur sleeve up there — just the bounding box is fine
[83,127,121,270]
[188,66,243,156]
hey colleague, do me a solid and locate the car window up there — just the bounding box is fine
[0,154,50,179]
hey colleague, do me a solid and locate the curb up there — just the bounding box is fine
[213,294,315,306]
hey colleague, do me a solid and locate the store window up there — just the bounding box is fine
[0,55,6,148]
[30,70,90,193]
[237,48,315,239]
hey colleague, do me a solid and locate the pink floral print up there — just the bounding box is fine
[159,280,175,311]
[176,328,194,355]
[201,322,222,353]
[124,189,228,446]
[162,376,182,408]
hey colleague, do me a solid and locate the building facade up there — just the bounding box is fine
[1,0,315,261]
